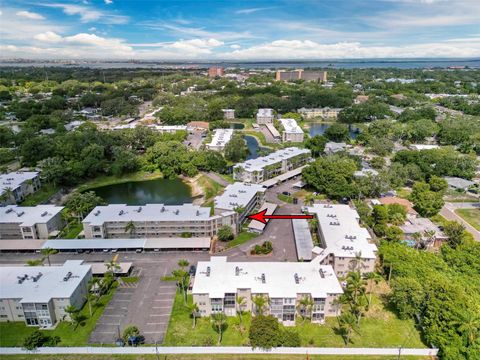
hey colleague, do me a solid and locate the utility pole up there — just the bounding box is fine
[397,345,402,360]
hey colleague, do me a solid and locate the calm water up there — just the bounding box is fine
[309,123,359,139]
[245,135,269,160]
[92,178,192,205]
[229,123,245,129]
[2,58,479,69]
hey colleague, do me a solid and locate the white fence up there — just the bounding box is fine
[0,346,439,356]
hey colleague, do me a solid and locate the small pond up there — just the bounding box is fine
[229,123,245,129]
[309,123,359,139]
[91,178,192,205]
[245,135,269,160]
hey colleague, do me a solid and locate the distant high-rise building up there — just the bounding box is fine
[208,67,225,78]
[276,69,327,83]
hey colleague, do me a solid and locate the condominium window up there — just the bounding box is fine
[224,293,235,307]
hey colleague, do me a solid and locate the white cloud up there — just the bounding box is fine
[41,3,128,24]
[104,0,113,4]
[16,10,45,20]
[88,27,97,32]
[235,7,272,15]
[230,44,241,49]
[34,31,63,43]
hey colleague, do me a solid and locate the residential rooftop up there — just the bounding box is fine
[214,182,265,211]
[280,118,304,134]
[206,128,234,148]
[0,205,64,227]
[234,147,310,172]
[307,204,377,259]
[257,108,273,117]
[0,260,90,303]
[83,204,224,226]
[192,256,343,299]
[0,171,39,196]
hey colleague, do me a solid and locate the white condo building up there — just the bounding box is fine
[82,204,237,239]
[256,108,274,124]
[307,204,377,276]
[222,109,235,120]
[214,182,266,224]
[297,107,342,120]
[279,118,304,143]
[0,205,64,240]
[233,147,311,184]
[0,261,92,327]
[0,172,41,204]
[206,129,234,151]
[192,257,343,325]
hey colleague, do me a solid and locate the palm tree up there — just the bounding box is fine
[124,220,136,238]
[211,313,227,345]
[251,294,269,316]
[186,302,199,328]
[178,259,189,270]
[454,311,480,346]
[61,211,73,234]
[85,292,96,317]
[338,313,358,345]
[64,305,80,328]
[423,229,436,248]
[106,260,120,275]
[348,252,365,272]
[363,272,382,309]
[26,259,44,266]
[297,295,314,324]
[236,295,246,324]
[0,187,14,204]
[411,232,423,249]
[40,247,58,266]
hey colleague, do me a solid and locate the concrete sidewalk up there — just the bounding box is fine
[0,346,439,356]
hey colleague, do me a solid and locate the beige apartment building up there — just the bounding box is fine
[276,69,327,83]
[256,108,274,124]
[297,107,342,120]
[0,205,64,240]
[192,257,343,325]
[308,204,377,276]
[0,172,41,205]
[82,204,237,239]
[233,147,311,184]
[279,118,304,143]
[0,260,91,327]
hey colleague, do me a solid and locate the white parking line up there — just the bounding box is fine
[102,314,123,317]
[113,299,131,302]
[95,331,115,334]
[143,331,163,334]
[152,299,173,302]
[149,314,170,317]
[98,322,121,326]
[146,322,167,325]
[152,306,171,309]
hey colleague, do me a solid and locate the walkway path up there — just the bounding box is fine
[0,346,438,356]
[440,202,480,241]
[201,171,230,187]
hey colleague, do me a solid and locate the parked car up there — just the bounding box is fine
[189,265,197,276]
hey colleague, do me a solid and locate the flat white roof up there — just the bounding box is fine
[234,147,310,173]
[248,202,277,232]
[83,204,219,226]
[307,204,377,259]
[214,182,265,211]
[43,239,146,250]
[193,257,343,299]
[0,205,64,227]
[257,108,273,117]
[145,237,211,249]
[280,118,304,134]
[0,171,39,196]
[292,219,314,261]
[0,260,90,303]
[207,129,234,148]
[265,123,281,138]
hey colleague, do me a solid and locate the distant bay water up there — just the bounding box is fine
[0,58,479,69]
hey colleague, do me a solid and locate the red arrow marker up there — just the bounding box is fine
[247,209,314,224]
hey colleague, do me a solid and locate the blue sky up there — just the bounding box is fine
[0,0,479,59]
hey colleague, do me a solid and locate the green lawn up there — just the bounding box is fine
[225,231,258,249]
[164,291,425,349]
[277,193,294,203]
[20,184,59,206]
[77,171,163,192]
[455,208,480,231]
[198,174,224,206]
[58,220,83,239]
[0,355,431,360]
[0,282,117,347]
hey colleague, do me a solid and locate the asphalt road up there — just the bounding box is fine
[440,202,480,241]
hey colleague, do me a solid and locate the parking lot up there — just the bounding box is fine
[89,260,178,344]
